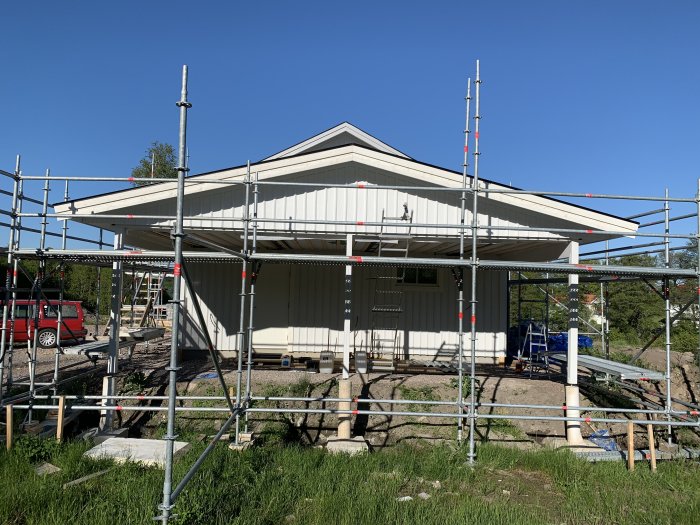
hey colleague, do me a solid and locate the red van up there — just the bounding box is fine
[1,300,88,349]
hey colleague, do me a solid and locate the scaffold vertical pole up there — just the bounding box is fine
[52,180,70,400]
[600,241,610,359]
[101,229,123,430]
[234,161,251,445]
[456,77,471,443]
[0,155,21,404]
[696,178,700,382]
[468,60,481,465]
[663,188,673,444]
[7,174,24,390]
[244,171,260,434]
[158,64,191,525]
[95,228,103,337]
[27,169,50,422]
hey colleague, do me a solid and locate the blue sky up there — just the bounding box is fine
[1,1,699,250]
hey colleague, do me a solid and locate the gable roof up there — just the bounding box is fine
[262,122,411,161]
[54,141,638,241]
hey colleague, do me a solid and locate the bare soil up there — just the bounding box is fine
[8,335,700,451]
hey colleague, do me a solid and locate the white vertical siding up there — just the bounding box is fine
[181,262,507,360]
[138,164,570,242]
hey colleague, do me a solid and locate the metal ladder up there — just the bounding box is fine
[120,271,167,328]
[370,204,412,367]
[520,321,549,377]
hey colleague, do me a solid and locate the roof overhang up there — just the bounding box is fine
[54,144,639,244]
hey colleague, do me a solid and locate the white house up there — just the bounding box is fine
[54,123,638,364]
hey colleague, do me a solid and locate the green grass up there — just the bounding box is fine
[1,436,699,525]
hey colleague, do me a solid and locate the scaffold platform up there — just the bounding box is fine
[550,353,664,381]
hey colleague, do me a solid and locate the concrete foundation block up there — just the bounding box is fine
[326,436,369,455]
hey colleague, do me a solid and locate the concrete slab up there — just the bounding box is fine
[84,437,191,468]
[326,436,369,455]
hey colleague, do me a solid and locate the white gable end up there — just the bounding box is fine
[263,122,410,160]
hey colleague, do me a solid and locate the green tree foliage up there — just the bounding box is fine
[605,255,662,345]
[669,241,699,353]
[509,247,699,354]
[131,142,177,186]
[508,271,597,334]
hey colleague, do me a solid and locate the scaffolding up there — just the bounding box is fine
[0,62,699,523]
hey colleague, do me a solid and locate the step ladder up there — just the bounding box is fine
[370,204,412,369]
[519,321,549,377]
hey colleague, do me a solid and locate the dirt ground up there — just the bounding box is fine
[7,336,700,451]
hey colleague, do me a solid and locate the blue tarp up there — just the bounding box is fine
[547,333,593,352]
[588,429,619,452]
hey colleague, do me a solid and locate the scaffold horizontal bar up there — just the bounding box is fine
[39,212,693,239]
[10,248,697,277]
[10,172,699,202]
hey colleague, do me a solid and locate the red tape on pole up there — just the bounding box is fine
[127,214,134,219]
[349,256,363,263]
[458,312,464,319]
[241,271,247,279]
[471,315,476,324]
[352,410,359,415]
[173,264,182,277]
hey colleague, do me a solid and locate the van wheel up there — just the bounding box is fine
[38,329,57,349]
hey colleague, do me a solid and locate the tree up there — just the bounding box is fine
[606,254,664,346]
[131,142,177,186]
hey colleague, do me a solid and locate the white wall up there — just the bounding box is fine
[132,163,572,243]
[180,262,507,361]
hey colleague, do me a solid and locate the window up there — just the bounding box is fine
[397,268,438,285]
[43,304,79,318]
[13,304,30,319]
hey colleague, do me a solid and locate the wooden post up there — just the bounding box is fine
[56,396,66,442]
[627,420,635,471]
[5,405,12,451]
[647,423,657,472]
[229,386,235,401]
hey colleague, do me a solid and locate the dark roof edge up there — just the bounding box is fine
[53,142,638,226]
